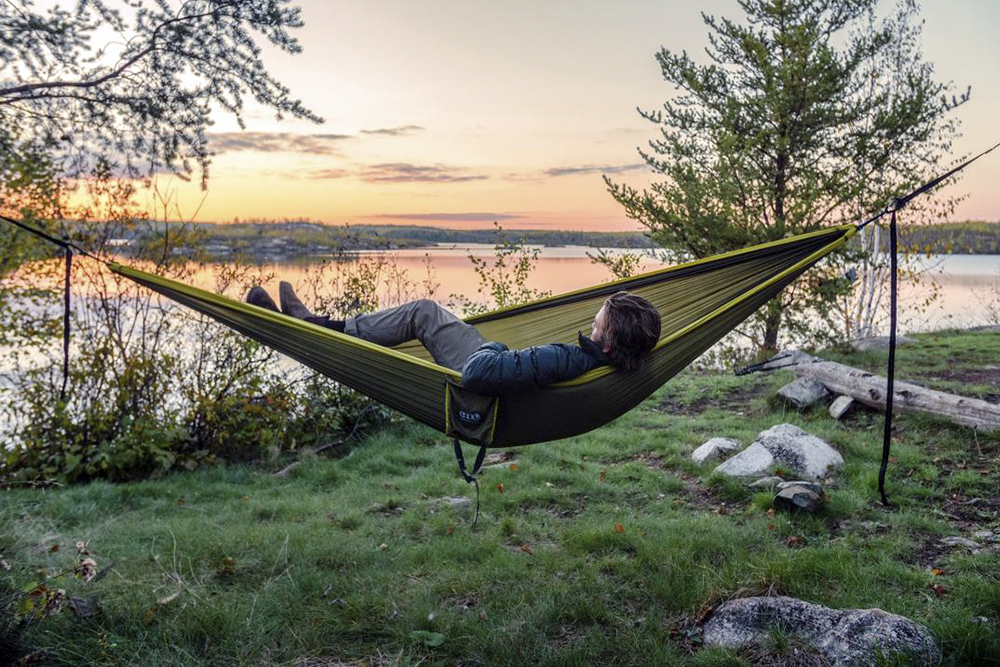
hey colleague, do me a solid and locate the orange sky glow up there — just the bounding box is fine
[149,0,1000,232]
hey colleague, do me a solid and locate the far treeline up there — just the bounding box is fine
[156,219,1000,260]
[901,221,1000,254]
[149,220,659,260]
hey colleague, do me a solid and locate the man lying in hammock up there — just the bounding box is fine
[246,283,661,395]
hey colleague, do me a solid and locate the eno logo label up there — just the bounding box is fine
[458,410,483,425]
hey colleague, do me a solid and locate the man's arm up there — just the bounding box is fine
[461,341,601,395]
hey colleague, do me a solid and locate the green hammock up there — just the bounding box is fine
[110,223,857,448]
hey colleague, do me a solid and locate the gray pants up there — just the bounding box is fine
[345,299,487,372]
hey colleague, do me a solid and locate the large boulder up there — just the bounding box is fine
[691,437,740,465]
[713,443,774,478]
[714,424,843,480]
[702,596,940,666]
[777,377,830,410]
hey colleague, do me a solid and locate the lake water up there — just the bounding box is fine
[234,244,1000,333]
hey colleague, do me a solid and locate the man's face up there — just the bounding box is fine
[591,303,609,351]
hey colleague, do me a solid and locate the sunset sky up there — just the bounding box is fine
[158,0,1000,231]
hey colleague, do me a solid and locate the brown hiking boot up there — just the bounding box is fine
[279,281,315,319]
[246,286,278,312]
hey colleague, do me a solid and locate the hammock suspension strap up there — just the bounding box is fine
[877,208,899,506]
[453,438,487,527]
[0,214,103,402]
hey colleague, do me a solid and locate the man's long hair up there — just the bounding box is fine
[603,291,661,372]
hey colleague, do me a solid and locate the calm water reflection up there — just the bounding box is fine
[236,245,1000,332]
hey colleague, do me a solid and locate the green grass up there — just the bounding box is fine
[2,331,999,666]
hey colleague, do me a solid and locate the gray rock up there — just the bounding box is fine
[829,395,855,420]
[940,536,979,549]
[702,596,940,666]
[714,443,774,478]
[714,424,843,480]
[777,377,830,410]
[777,480,825,495]
[854,335,916,350]
[437,496,472,509]
[754,424,843,479]
[774,485,823,512]
[748,476,785,488]
[691,437,740,465]
[972,530,996,541]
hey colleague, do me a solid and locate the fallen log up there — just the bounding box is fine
[793,358,1000,432]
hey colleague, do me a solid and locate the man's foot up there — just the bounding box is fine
[279,281,315,319]
[246,286,278,312]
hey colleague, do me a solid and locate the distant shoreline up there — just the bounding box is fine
[116,219,1000,262]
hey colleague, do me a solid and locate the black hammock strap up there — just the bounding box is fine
[0,214,106,402]
[858,140,1000,231]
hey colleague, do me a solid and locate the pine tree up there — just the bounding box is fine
[607,0,966,353]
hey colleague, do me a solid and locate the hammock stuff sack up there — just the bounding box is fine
[109,223,857,448]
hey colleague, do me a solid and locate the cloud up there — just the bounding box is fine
[363,212,526,222]
[359,125,425,136]
[358,163,489,183]
[208,131,352,155]
[305,168,352,180]
[544,163,646,177]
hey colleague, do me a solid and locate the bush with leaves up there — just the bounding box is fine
[449,223,551,316]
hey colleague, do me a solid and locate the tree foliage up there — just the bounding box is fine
[607,0,967,352]
[1,0,319,189]
[0,1,376,484]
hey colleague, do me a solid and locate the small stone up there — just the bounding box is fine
[854,335,916,350]
[777,377,830,410]
[748,476,784,488]
[972,530,996,542]
[714,443,774,478]
[691,437,740,464]
[485,451,514,464]
[858,520,889,533]
[438,497,472,510]
[776,480,824,496]
[773,485,823,512]
[828,395,854,420]
[940,536,978,549]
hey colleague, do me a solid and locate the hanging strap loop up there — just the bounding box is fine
[453,439,487,527]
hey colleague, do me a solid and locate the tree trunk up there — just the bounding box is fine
[762,302,783,355]
[795,359,1000,432]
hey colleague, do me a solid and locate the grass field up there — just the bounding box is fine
[2,330,999,666]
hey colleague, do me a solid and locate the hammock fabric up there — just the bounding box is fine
[110,224,857,448]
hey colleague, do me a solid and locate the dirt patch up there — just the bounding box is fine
[906,536,952,568]
[656,380,771,417]
[913,367,1000,396]
[520,493,589,519]
[940,491,1000,529]
[446,593,480,613]
[628,451,670,471]
[669,473,731,513]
